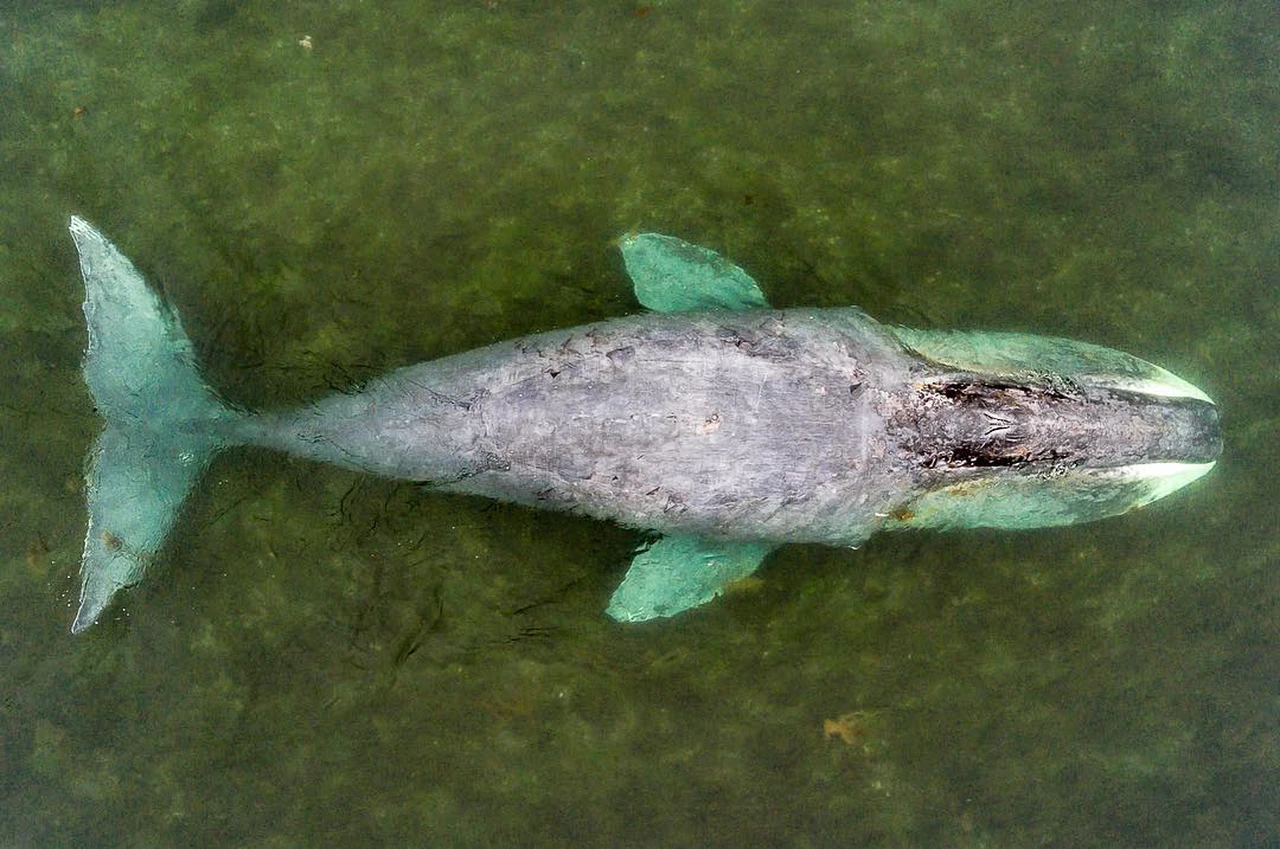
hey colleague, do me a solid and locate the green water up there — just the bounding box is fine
[0,1,1275,845]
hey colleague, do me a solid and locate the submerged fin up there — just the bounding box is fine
[606,535,775,622]
[77,424,220,632]
[619,233,770,313]
[68,217,237,632]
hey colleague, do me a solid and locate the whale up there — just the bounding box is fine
[65,217,1221,633]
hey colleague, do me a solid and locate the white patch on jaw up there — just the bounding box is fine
[1119,461,1218,506]
[1097,370,1214,404]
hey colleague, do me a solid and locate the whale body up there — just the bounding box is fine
[66,219,1220,633]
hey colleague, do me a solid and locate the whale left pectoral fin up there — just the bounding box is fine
[618,233,770,313]
[605,535,776,622]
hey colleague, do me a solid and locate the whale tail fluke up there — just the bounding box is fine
[68,217,241,633]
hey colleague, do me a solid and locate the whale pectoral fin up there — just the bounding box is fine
[605,535,775,622]
[618,233,770,313]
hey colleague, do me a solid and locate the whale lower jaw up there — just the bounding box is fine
[1122,460,1217,503]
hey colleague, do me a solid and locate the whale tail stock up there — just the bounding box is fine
[67,217,242,632]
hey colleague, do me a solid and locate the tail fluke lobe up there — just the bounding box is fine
[74,423,223,632]
[69,217,239,632]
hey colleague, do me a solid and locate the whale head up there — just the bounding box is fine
[881,327,1221,532]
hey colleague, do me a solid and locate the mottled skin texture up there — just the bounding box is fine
[249,308,915,546]
[243,306,1220,547]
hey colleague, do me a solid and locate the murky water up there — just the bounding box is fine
[0,1,1274,845]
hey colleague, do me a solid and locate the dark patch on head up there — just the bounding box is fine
[901,379,1222,472]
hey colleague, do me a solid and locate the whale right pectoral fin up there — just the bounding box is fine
[605,535,776,622]
[618,233,770,313]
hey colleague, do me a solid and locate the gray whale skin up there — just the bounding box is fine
[66,218,1221,633]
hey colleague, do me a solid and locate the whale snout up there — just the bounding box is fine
[1090,388,1221,471]
[1166,396,1222,466]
